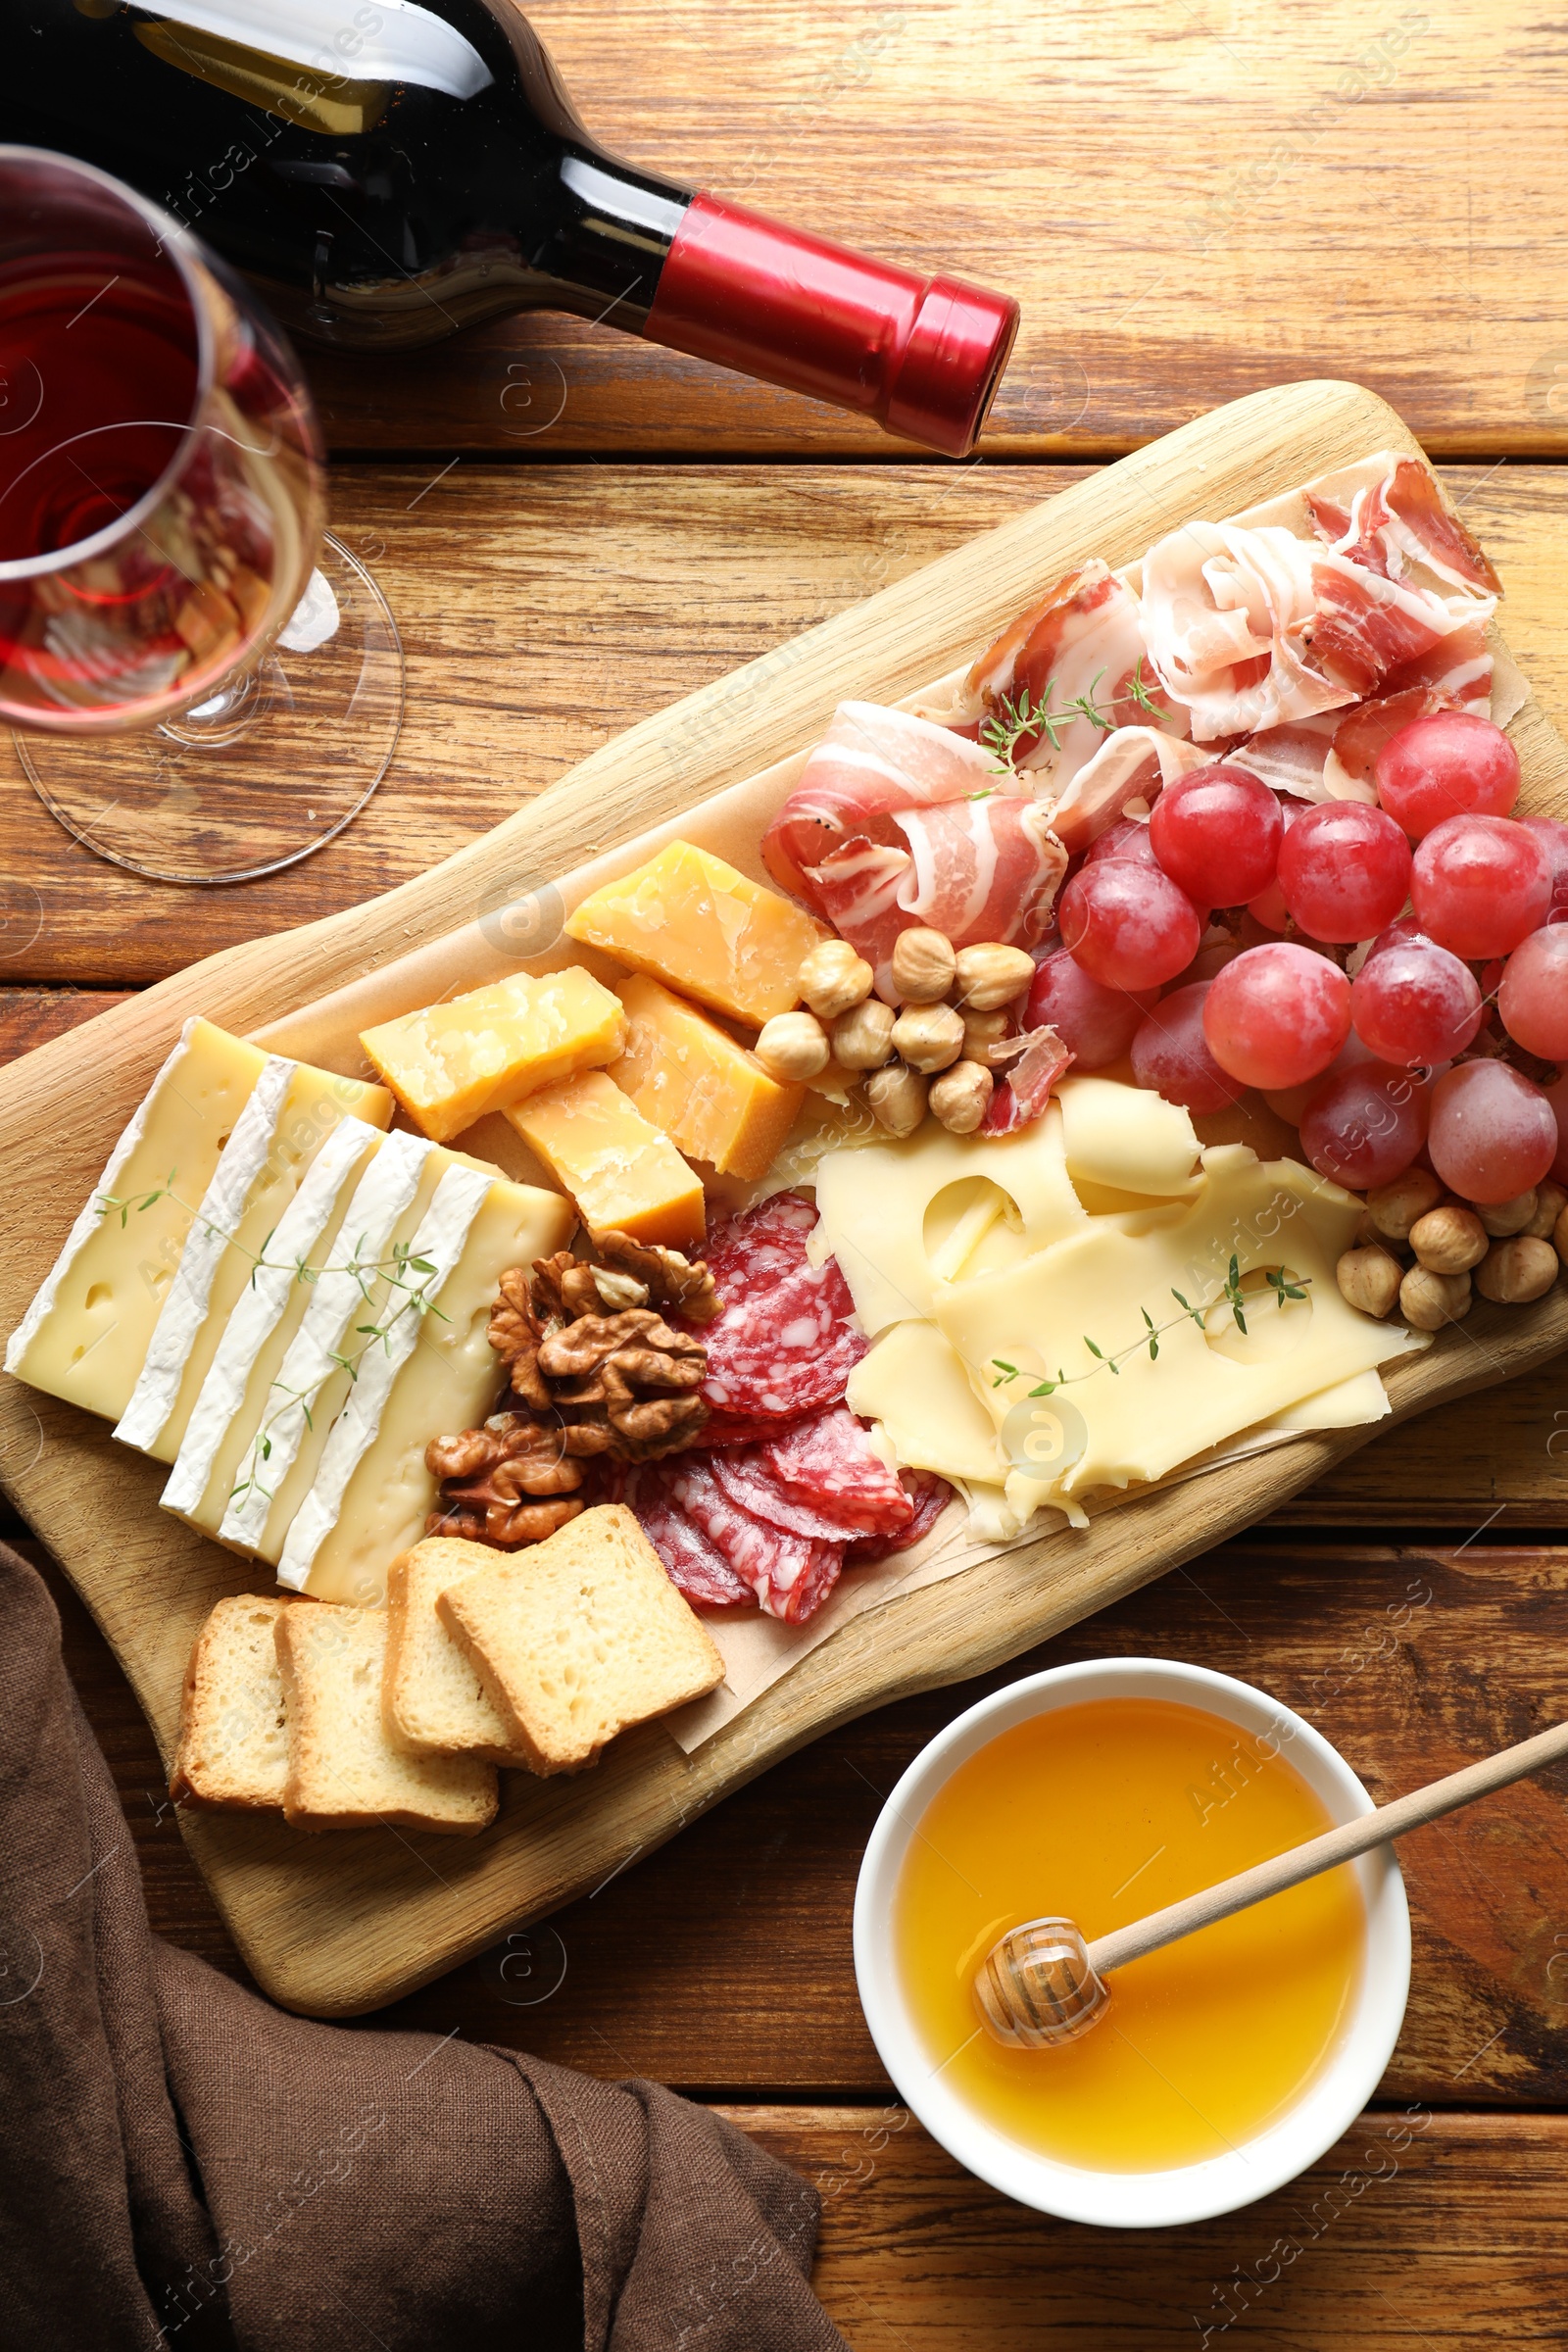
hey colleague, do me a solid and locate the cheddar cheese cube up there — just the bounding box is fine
[564,839,827,1027]
[505,1069,707,1248]
[610,975,803,1181]
[360,967,625,1143]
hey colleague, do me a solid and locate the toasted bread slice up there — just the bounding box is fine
[384,1540,536,1766]
[273,1601,498,1835]
[170,1592,291,1811]
[437,1503,725,1776]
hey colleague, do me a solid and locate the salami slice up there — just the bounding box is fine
[710,1445,870,1543]
[668,1456,843,1624]
[689,1407,798,1449]
[843,1470,954,1565]
[760,1405,914,1537]
[615,1464,754,1609]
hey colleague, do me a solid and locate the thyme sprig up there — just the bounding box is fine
[980,656,1171,772]
[990,1256,1311,1399]
[94,1170,452,1509]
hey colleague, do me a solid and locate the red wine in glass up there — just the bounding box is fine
[0,146,402,882]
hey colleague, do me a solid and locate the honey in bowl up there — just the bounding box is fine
[893,1696,1366,2173]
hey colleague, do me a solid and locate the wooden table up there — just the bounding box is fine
[10,4,1568,2337]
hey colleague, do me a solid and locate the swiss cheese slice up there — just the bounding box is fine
[5,1018,270,1420]
[277,1167,575,1604]
[1054,1075,1202,1200]
[808,1102,1086,1337]
[160,1116,384,1528]
[114,1055,395,1460]
[845,1318,1006,1487]
[936,1147,1429,1509]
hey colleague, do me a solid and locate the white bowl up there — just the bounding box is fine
[853,1655,1410,2229]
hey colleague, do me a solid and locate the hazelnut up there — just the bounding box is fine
[830,998,897,1070]
[1408,1204,1489,1276]
[1398,1264,1473,1331]
[863,1061,928,1138]
[798,938,873,1020]
[890,926,957,1005]
[890,1004,966,1074]
[1475,1236,1560,1305]
[1365,1166,1444,1241]
[1336,1246,1402,1320]
[1524,1181,1568,1242]
[961,1006,1011,1061]
[753,1010,830,1083]
[953,942,1037,1011]
[929,1060,995,1136]
[1477,1190,1539,1238]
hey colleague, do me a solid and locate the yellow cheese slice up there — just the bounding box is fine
[1263,1367,1391,1432]
[1054,1075,1202,1199]
[505,1067,706,1247]
[360,966,626,1143]
[564,839,827,1026]
[609,973,803,1181]
[845,1318,1007,1486]
[808,1102,1086,1338]
[936,1147,1429,1508]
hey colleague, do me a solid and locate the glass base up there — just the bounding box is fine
[15,534,403,884]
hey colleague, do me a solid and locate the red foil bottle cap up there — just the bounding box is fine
[645,191,1019,458]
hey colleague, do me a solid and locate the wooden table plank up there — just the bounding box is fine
[732,2107,1568,2348]
[3,462,1564,985]
[289,1,1568,462]
[30,1535,1568,2105]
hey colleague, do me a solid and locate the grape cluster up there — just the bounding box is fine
[1035,711,1568,1235]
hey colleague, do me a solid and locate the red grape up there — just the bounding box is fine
[1244,797,1305,932]
[1298,1061,1429,1191]
[1056,859,1202,992]
[1276,802,1412,943]
[1523,815,1568,923]
[1374,710,1520,838]
[1148,764,1282,906]
[1086,817,1162,872]
[1544,1069,1568,1186]
[1130,981,1240,1112]
[1349,941,1484,1066]
[1427,1059,1557,1203]
[1202,943,1352,1091]
[1025,950,1156,1069]
[1263,1028,1379,1125]
[1409,814,1552,957]
[1498,926,1568,1059]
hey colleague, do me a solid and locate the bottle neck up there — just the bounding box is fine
[524,148,692,333]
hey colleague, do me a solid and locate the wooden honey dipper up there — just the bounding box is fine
[973,1717,1568,2049]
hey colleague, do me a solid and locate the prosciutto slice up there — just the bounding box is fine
[807,799,1066,999]
[1044,725,1211,854]
[762,701,1004,900]
[950,560,1168,792]
[1305,455,1500,595]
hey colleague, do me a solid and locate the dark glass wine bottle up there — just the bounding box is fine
[3,0,1019,455]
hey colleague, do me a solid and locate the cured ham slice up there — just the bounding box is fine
[1044,725,1211,854]
[1139,518,1354,740]
[1305,455,1499,595]
[762,701,1003,900]
[950,560,1170,791]
[808,799,1066,998]
[980,1026,1073,1136]
[1306,554,1494,704]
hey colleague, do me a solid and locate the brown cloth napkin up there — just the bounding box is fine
[0,1545,848,2352]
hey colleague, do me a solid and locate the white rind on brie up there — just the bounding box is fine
[274,1159,491,1589]
[113,1056,297,1453]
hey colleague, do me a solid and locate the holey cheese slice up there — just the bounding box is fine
[809,1102,1085,1337]
[1054,1076,1202,1205]
[6,1018,270,1421]
[936,1146,1430,1514]
[114,1054,394,1460]
[160,1116,384,1530]
[276,1165,574,1605]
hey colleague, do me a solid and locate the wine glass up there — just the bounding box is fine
[0,145,403,884]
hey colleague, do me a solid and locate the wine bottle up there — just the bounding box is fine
[4,0,1019,456]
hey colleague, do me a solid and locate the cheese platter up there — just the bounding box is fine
[3,377,1567,2017]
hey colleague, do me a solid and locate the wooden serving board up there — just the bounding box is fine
[4,379,1567,2018]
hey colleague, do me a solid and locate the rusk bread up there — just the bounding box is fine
[437,1504,725,1776]
[170,1593,291,1811]
[384,1540,536,1766]
[273,1601,498,1834]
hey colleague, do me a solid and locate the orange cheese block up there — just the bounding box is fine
[504,1069,707,1248]
[360,967,626,1143]
[610,974,804,1182]
[564,839,827,1027]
